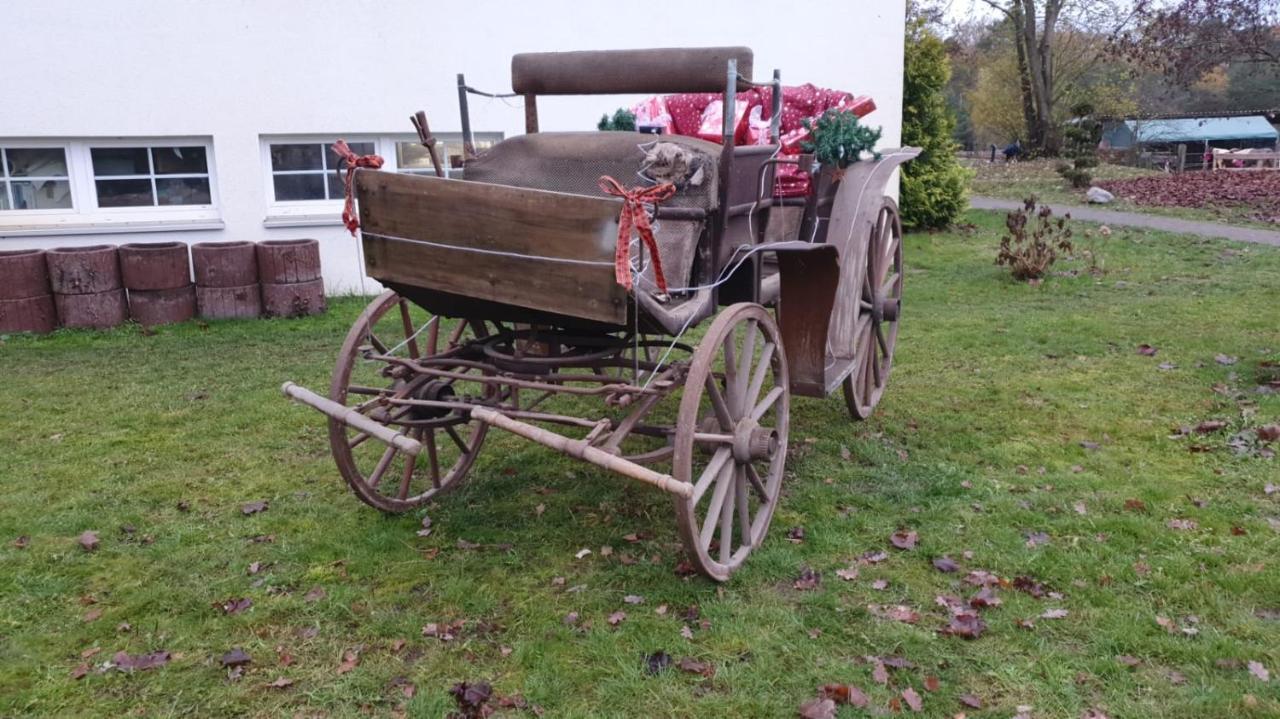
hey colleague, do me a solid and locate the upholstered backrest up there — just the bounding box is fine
[512,47,753,95]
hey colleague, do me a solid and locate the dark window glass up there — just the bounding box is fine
[326,142,374,170]
[273,173,325,201]
[270,144,322,172]
[91,147,151,176]
[152,146,208,175]
[96,178,154,207]
[7,148,68,177]
[156,177,211,206]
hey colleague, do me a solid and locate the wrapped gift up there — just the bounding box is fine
[696,97,751,144]
[631,95,673,134]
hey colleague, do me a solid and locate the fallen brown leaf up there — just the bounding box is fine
[336,649,360,675]
[677,656,715,677]
[798,697,837,719]
[221,648,252,668]
[890,530,918,550]
[78,531,99,552]
[903,687,924,712]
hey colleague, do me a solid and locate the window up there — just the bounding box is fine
[0,138,220,236]
[1,147,72,211]
[260,133,503,226]
[90,145,212,207]
[267,141,374,201]
[395,132,503,176]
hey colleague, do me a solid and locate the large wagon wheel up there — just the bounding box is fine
[328,290,491,513]
[843,197,903,420]
[674,303,790,581]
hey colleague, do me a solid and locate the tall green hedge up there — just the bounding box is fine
[900,20,969,230]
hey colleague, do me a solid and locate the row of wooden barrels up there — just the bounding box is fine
[0,239,325,334]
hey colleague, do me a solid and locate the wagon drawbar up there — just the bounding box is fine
[283,46,919,581]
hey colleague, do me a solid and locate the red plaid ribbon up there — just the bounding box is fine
[597,176,676,294]
[332,140,385,236]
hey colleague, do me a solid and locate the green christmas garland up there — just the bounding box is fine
[801,109,882,169]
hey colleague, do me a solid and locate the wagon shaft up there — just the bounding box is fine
[470,407,692,499]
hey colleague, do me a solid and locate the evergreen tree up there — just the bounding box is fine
[900,18,970,229]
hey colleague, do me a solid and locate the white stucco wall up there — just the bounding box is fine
[3,0,906,293]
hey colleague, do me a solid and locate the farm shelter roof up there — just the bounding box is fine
[1126,116,1279,144]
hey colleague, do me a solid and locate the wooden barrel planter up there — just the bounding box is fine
[257,239,321,284]
[192,241,260,319]
[0,249,57,334]
[262,279,326,318]
[257,239,326,318]
[46,245,126,329]
[120,242,195,326]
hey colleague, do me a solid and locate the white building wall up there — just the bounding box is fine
[3,0,906,294]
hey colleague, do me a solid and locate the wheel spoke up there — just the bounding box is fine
[396,429,420,499]
[691,448,733,506]
[750,386,784,422]
[398,300,420,360]
[718,468,736,563]
[445,425,470,454]
[699,461,734,549]
[367,332,389,355]
[735,466,751,547]
[745,462,769,502]
[704,375,734,431]
[721,332,737,395]
[426,428,442,488]
[882,271,900,294]
[367,445,397,488]
[875,322,889,357]
[734,321,758,415]
[745,342,776,412]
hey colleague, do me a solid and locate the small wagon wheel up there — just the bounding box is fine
[328,290,491,513]
[843,197,903,420]
[674,303,790,581]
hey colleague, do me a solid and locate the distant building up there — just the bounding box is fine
[1102,115,1279,153]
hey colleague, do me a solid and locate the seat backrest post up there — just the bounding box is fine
[457,73,476,159]
[722,59,738,146]
[712,58,738,307]
[770,69,782,143]
[524,93,539,134]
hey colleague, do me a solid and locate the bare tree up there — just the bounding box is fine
[973,0,1134,154]
[1113,0,1280,85]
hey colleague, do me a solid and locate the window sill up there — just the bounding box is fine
[0,216,225,238]
[263,214,344,229]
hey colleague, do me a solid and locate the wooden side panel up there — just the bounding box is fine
[356,171,627,325]
[775,244,839,397]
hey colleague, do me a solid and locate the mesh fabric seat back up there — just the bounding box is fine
[465,132,721,291]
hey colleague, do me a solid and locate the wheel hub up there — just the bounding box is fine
[410,380,456,419]
[873,293,900,323]
[732,417,778,463]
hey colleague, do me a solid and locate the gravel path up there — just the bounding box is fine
[970,196,1280,248]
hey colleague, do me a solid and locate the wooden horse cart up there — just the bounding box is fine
[283,47,919,580]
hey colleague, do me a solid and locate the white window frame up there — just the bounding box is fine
[260,133,503,228]
[0,143,75,215]
[0,137,222,238]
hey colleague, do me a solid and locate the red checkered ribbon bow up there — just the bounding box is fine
[597,176,676,294]
[332,140,385,236]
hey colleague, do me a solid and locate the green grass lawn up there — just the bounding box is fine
[967,159,1278,230]
[2,211,1279,718]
